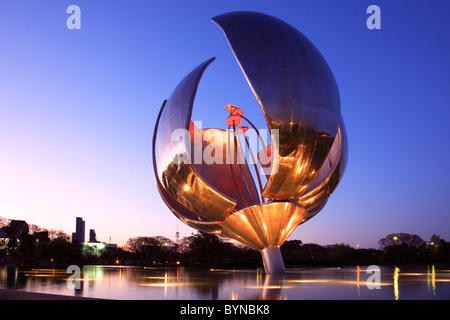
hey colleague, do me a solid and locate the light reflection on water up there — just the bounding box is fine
[1,265,449,300]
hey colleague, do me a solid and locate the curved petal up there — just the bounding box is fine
[220,201,308,250]
[301,118,348,195]
[297,118,348,211]
[153,101,214,224]
[212,11,341,200]
[191,125,261,210]
[153,58,237,222]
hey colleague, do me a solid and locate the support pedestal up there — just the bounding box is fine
[261,246,286,274]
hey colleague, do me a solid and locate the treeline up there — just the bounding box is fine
[120,231,450,268]
[0,233,119,266]
[2,219,449,267]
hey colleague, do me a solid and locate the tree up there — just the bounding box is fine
[0,216,11,228]
[280,240,303,264]
[300,243,329,261]
[47,229,70,241]
[125,236,174,253]
[35,236,83,266]
[281,240,303,255]
[29,224,44,234]
[181,231,236,265]
[124,236,176,265]
[327,243,356,263]
[429,233,444,246]
[18,233,35,265]
[378,233,425,249]
[378,233,426,264]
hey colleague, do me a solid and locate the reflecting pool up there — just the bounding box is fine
[1,265,449,300]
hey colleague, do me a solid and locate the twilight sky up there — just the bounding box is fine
[0,0,449,249]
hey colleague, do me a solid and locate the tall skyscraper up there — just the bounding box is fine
[72,217,85,244]
[89,229,97,243]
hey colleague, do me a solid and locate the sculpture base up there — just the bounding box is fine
[261,247,286,274]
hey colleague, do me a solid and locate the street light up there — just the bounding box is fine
[393,236,399,264]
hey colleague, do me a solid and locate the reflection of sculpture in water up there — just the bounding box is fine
[153,11,347,274]
[261,274,286,300]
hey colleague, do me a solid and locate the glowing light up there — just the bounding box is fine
[285,279,392,286]
[140,275,177,280]
[139,283,186,287]
[164,272,168,297]
[287,280,331,283]
[210,269,231,272]
[427,265,436,296]
[138,281,191,288]
[401,273,427,276]
[23,274,58,278]
[394,266,400,300]
[183,185,190,192]
[246,285,287,289]
[356,266,361,296]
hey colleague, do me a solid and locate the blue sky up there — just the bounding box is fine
[0,1,449,248]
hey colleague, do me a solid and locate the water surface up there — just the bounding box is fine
[1,265,449,300]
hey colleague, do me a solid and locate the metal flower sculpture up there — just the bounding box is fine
[152,11,348,273]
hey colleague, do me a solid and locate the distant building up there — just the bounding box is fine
[89,229,97,242]
[0,220,29,239]
[0,220,43,251]
[0,231,8,250]
[72,217,85,244]
[83,242,106,256]
[83,242,117,257]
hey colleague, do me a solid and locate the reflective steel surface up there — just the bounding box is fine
[212,11,342,200]
[153,58,237,223]
[297,118,348,217]
[221,202,307,251]
[152,11,348,272]
[192,126,260,211]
